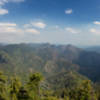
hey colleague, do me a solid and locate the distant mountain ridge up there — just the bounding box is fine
[86,46,100,53]
[0,43,100,82]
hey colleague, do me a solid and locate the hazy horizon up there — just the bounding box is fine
[1,42,100,48]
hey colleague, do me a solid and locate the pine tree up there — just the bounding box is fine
[0,71,8,100]
[9,76,21,100]
[77,80,93,100]
[27,73,43,100]
[17,87,32,100]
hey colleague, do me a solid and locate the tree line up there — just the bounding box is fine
[0,71,100,100]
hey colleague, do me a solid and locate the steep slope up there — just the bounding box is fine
[45,71,87,90]
[0,44,100,82]
[0,44,79,77]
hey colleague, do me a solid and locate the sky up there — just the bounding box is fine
[0,0,100,46]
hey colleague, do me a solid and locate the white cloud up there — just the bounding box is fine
[0,8,8,15]
[0,22,40,35]
[0,0,24,5]
[0,22,24,34]
[0,0,24,15]
[0,22,16,27]
[93,21,100,25]
[65,27,80,34]
[0,27,17,33]
[25,28,40,34]
[0,2,3,5]
[65,9,73,14]
[0,0,8,5]
[90,28,96,33]
[0,22,41,43]
[90,28,100,35]
[32,22,46,29]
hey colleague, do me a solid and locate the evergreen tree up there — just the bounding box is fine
[77,80,94,100]
[27,73,43,100]
[0,71,8,100]
[17,87,32,100]
[9,76,21,100]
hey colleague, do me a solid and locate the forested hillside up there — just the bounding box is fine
[0,44,100,82]
[0,43,100,99]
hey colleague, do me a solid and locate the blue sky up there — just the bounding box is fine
[0,0,100,46]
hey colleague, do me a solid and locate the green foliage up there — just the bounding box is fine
[17,87,32,100]
[26,73,43,100]
[41,96,58,100]
[9,76,22,100]
[1,43,100,82]
[0,44,100,100]
[0,71,99,100]
[94,83,100,100]
[77,80,92,100]
[46,71,87,90]
[0,71,8,100]
[68,80,96,100]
